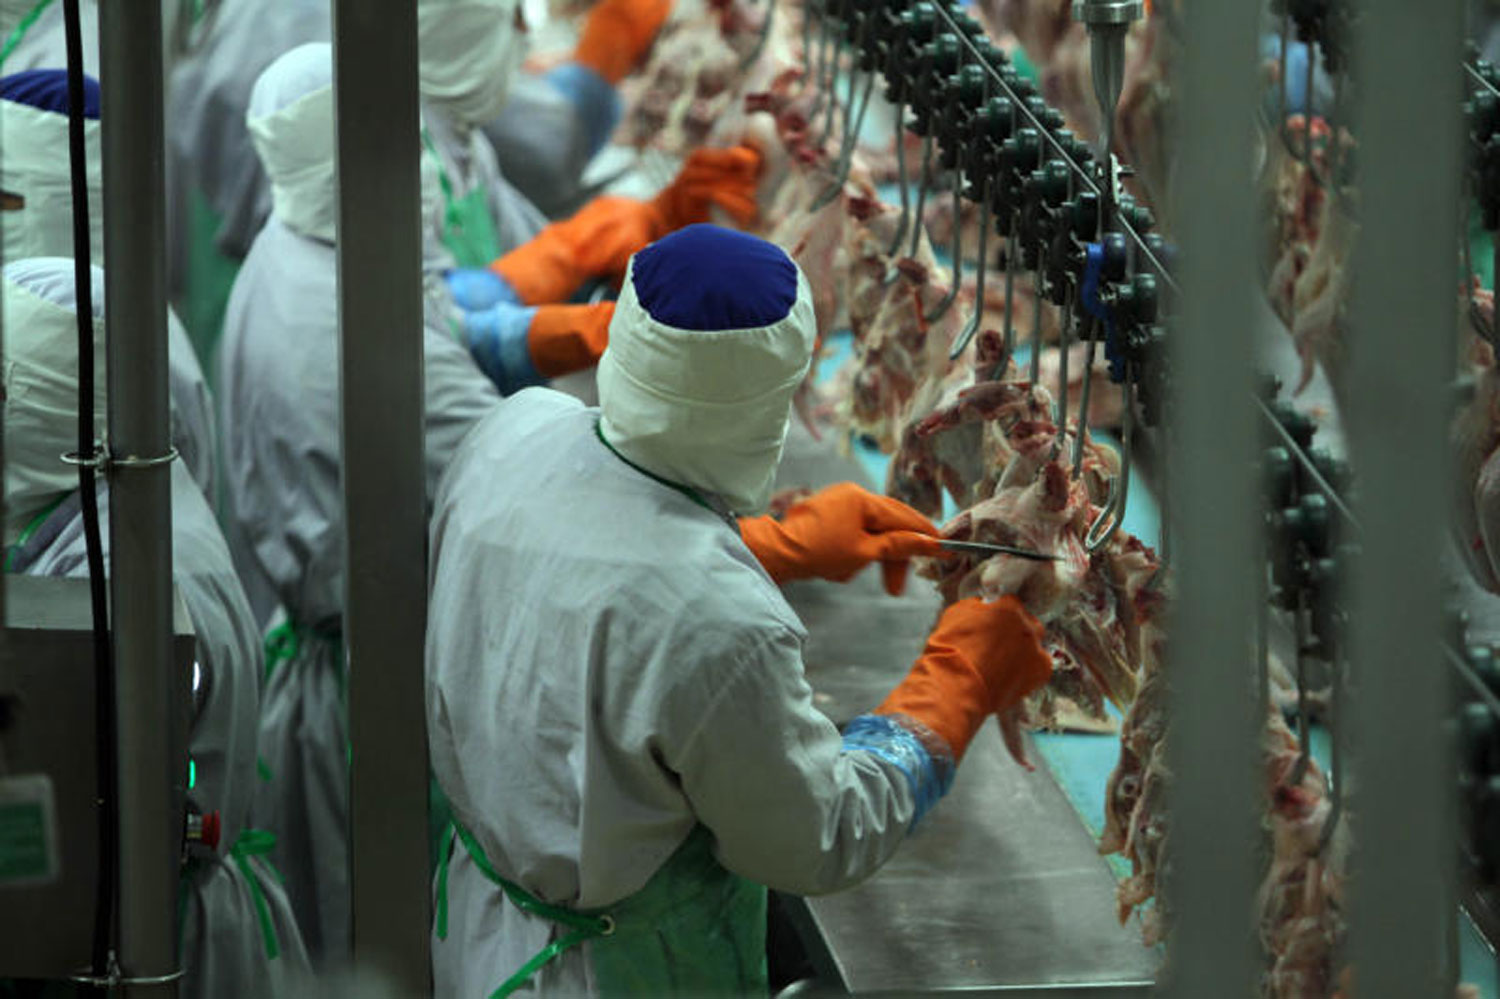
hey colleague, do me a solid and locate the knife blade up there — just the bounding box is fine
[937,539,1060,562]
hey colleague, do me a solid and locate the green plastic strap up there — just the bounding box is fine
[229,828,282,960]
[490,926,602,999]
[256,755,274,783]
[435,824,454,940]
[5,493,66,572]
[262,620,301,681]
[446,821,613,997]
[593,420,717,515]
[0,0,55,68]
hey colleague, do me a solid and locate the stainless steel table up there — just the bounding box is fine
[769,423,1158,996]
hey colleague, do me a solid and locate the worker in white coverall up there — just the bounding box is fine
[427,224,1056,997]
[0,69,217,496]
[1,259,310,997]
[216,41,506,965]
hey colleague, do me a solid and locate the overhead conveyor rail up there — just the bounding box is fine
[788,0,1475,993]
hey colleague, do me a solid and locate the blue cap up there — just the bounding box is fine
[631,224,798,331]
[0,69,101,120]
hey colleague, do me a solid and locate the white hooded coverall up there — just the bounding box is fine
[2,259,310,997]
[218,41,502,963]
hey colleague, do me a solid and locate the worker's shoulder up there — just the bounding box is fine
[660,540,806,651]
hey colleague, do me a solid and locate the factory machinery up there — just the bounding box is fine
[0,0,1493,997]
[755,0,1499,995]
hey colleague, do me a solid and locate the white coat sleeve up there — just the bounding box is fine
[661,616,921,897]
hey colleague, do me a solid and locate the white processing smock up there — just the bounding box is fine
[427,388,919,996]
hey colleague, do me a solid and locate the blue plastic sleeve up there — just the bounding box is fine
[463,302,545,395]
[841,713,955,828]
[544,62,623,160]
[445,268,521,312]
[1080,243,1127,384]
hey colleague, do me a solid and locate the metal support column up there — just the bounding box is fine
[1345,3,1462,996]
[332,0,431,991]
[1161,0,1263,995]
[99,0,179,993]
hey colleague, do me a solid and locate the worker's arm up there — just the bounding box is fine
[444,145,761,310]
[739,482,948,596]
[482,0,671,217]
[442,293,616,393]
[664,596,1051,896]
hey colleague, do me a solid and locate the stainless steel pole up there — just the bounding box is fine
[332,0,431,990]
[1345,2,1462,996]
[99,0,179,993]
[1161,0,1262,995]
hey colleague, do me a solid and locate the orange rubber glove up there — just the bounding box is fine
[738,482,946,596]
[574,0,672,84]
[877,596,1053,761]
[528,302,614,377]
[491,145,762,305]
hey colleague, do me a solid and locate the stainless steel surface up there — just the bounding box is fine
[1161,0,1262,996]
[332,0,431,990]
[938,540,1060,562]
[0,578,193,979]
[1345,2,1463,995]
[773,425,1158,993]
[100,0,182,989]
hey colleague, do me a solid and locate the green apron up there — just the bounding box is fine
[422,129,504,270]
[436,823,768,998]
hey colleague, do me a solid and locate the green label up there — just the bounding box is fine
[0,799,50,882]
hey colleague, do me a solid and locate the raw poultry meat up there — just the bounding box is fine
[617,0,776,155]
[911,378,1151,759]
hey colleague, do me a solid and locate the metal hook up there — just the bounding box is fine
[1028,254,1046,385]
[924,178,964,323]
[906,131,936,260]
[1084,368,1133,552]
[886,104,912,260]
[1070,316,1101,477]
[998,229,1018,368]
[1051,292,1074,460]
[814,20,847,148]
[810,67,876,211]
[1288,587,1313,788]
[739,0,777,70]
[949,176,992,360]
[1317,656,1343,853]
[806,10,835,117]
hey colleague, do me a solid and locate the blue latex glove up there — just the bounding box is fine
[544,62,623,161]
[460,300,547,396]
[446,268,520,313]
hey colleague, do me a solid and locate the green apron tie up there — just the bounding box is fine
[0,0,56,68]
[422,128,504,269]
[5,493,67,572]
[262,619,301,681]
[229,828,284,961]
[436,821,615,999]
[437,821,768,997]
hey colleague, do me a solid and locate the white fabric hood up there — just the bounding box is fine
[2,258,107,542]
[1,97,103,260]
[247,42,337,244]
[597,227,816,517]
[418,0,525,126]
